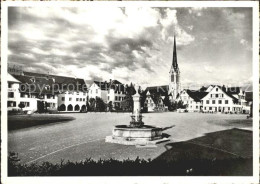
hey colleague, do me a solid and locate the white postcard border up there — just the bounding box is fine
[1,1,259,184]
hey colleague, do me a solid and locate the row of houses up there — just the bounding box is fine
[144,84,252,114]
[7,72,87,113]
[7,70,136,113]
[7,70,252,114]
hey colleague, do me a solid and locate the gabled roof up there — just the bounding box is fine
[93,80,126,94]
[185,90,208,102]
[226,87,241,94]
[145,85,169,96]
[94,81,109,90]
[8,73,21,83]
[201,85,238,102]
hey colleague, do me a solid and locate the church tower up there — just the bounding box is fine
[169,35,181,101]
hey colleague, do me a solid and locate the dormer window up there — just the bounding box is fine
[216,88,218,92]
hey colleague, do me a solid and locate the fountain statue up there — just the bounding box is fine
[105,85,170,146]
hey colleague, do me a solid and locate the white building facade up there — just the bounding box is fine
[8,72,88,113]
[201,86,247,113]
[88,80,126,108]
[177,89,204,112]
[57,91,87,112]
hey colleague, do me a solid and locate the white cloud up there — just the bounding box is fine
[240,39,252,50]
[204,65,213,73]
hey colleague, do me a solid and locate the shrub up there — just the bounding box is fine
[8,152,252,176]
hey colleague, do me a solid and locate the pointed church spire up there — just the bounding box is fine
[172,35,178,71]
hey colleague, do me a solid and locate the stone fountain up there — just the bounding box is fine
[105,85,170,146]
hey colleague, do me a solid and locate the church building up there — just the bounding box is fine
[143,36,180,112]
[168,35,181,102]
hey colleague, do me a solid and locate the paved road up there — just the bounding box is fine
[8,112,252,164]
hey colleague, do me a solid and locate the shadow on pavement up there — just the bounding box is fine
[154,128,252,176]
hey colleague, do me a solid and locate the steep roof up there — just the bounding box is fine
[245,91,253,102]
[12,71,87,94]
[13,75,55,94]
[23,71,86,88]
[226,87,241,94]
[201,85,239,102]
[94,81,109,90]
[93,80,126,94]
[8,73,21,83]
[186,90,208,102]
[145,85,169,96]
[172,35,179,72]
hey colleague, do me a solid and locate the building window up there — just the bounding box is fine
[212,100,215,104]
[216,94,218,98]
[83,98,85,101]
[206,100,209,104]
[62,97,65,101]
[196,106,198,109]
[8,92,14,98]
[76,98,79,101]
[210,94,212,98]
[20,93,26,98]
[204,107,206,110]
[228,107,230,110]
[108,90,110,94]
[115,96,118,101]
[7,101,16,107]
[218,100,222,104]
[108,96,110,101]
[209,107,212,110]
[21,102,30,107]
[225,100,228,104]
[47,94,52,99]
[216,88,218,92]
[96,89,98,93]
[8,83,13,88]
[69,97,72,101]
[80,98,82,101]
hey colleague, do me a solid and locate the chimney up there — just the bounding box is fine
[222,85,226,92]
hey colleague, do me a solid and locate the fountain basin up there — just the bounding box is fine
[105,125,169,145]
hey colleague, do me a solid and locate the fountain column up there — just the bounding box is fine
[130,85,144,127]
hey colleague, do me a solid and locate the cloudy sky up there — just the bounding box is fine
[8,7,252,88]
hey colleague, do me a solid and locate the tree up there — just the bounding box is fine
[177,100,186,109]
[121,94,133,112]
[18,103,25,111]
[163,95,171,108]
[107,101,113,112]
[121,83,135,112]
[168,100,187,111]
[88,98,96,112]
[95,97,106,112]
